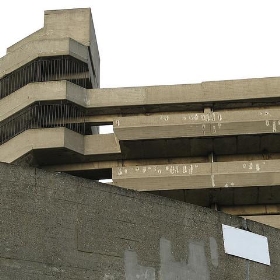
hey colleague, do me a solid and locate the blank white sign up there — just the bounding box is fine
[222,224,270,265]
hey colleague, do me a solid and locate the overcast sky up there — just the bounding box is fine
[1,1,280,88]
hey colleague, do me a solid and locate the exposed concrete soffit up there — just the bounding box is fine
[0,128,121,164]
[2,127,280,193]
[0,38,88,79]
[243,215,280,229]
[221,204,280,216]
[42,150,280,169]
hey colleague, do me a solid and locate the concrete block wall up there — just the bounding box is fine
[0,162,279,279]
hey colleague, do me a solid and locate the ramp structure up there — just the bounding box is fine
[1,9,280,229]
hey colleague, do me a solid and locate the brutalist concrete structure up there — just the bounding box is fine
[1,7,280,233]
[1,162,280,279]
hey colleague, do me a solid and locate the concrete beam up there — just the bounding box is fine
[44,156,208,172]
[88,76,280,110]
[244,215,280,229]
[0,128,120,163]
[3,78,280,125]
[0,81,86,122]
[112,159,280,191]
[114,108,280,140]
[221,204,280,216]
[0,38,88,79]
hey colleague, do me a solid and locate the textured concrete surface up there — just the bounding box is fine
[2,8,99,87]
[0,81,86,122]
[0,162,280,279]
[113,108,280,140]
[0,38,88,79]
[88,76,280,109]
[112,160,280,191]
[0,128,120,163]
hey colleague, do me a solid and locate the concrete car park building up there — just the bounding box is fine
[1,8,280,229]
[1,8,280,279]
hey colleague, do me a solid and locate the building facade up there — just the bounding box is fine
[1,8,280,229]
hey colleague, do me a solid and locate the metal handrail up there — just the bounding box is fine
[0,56,92,100]
[0,102,85,145]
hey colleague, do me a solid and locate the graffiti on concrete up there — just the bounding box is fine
[159,238,210,280]
[209,237,219,267]
[124,250,156,280]
[125,237,218,280]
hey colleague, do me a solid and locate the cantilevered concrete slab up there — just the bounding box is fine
[114,108,280,140]
[0,128,120,164]
[88,76,280,111]
[0,81,86,122]
[112,159,280,191]
[3,77,280,124]
[0,38,88,78]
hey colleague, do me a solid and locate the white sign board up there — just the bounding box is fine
[222,224,270,265]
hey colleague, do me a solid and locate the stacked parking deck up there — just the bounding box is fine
[1,8,280,229]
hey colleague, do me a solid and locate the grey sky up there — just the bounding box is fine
[1,0,280,88]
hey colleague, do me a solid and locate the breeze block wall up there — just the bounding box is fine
[0,162,279,280]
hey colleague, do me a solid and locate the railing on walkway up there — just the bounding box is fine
[0,56,92,100]
[0,103,85,145]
